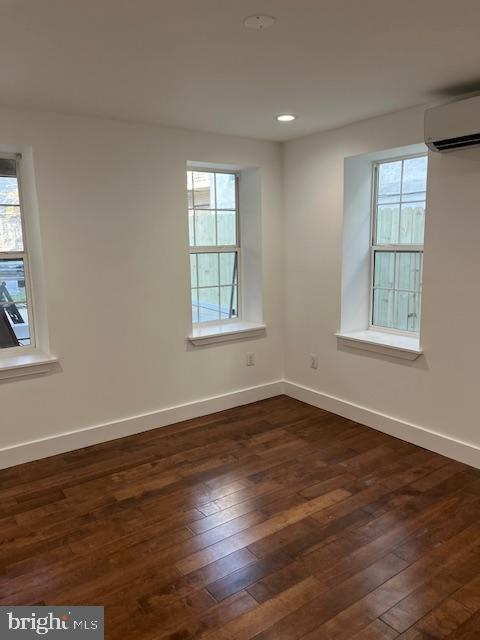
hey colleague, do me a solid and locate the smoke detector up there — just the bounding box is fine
[243,15,276,30]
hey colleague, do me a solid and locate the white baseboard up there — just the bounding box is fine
[0,380,285,470]
[284,380,480,469]
[3,378,479,471]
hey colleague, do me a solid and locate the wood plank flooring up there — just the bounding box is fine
[1,395,480,639]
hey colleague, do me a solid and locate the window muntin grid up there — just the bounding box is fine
[187,170,239,324]
[371,155,427,334]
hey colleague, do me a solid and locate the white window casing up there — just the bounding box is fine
[186,164,265,345]
[337,143,427,360]
[0,147,56,378]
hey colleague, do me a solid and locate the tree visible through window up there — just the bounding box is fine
[371,155,427,333]
[187,169,239,323]
[0,156,33,349]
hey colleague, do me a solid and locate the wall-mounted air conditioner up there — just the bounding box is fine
[425,95,480,152]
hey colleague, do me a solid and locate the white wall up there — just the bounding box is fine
[284,105,480,460]
[3,101,480,468]
[0,108,284,457]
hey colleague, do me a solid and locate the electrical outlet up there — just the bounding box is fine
[246,352,255,366]
[310,354,318,369]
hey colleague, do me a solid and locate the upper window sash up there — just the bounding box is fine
[372,153,427,249]
[188,169,239,250]
[0,154,25,255]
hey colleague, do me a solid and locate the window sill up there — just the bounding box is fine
[188,321,266,346]
[336,330,423,361]
[0,350,58,380]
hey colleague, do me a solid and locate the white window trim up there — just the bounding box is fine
[188,319,266,346]
[0,349,58,380]
[186,163,266,346]
[336,330,422,361]
[0,147,57,379]
[337,143,427,360]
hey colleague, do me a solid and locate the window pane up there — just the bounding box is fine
[188,209,195,246]
[395,291,409,331]
[193,171,215,209]
[409,293,420,332]
[197,253,219,287]
[395,252,422,292]
[399,204,413,244]
[216,173,236,209]
[373,252,394,289]
[0,176,20,205]
[395,292,420,332]
[402,156,427,195]
[376,157,427,246]
[378,161,401,197]
[0,158,17,178]
[220,285,238,319]
[399,203,425,245]
[187,171,194,209]
[376,205,399,244]
[372,252,422,333]
[0,258,30,347]
[197,287,220,322]
[217,210,236,245]
[190,254,197,288]
[411,205,425,245]
[194,210,216,246]
[372,289,394,329]
[191,289,199,323]
[219,252,237,285]
[0,205,23,252]
[399,203,425,244]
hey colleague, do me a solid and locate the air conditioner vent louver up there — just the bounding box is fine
[433,132,480,151]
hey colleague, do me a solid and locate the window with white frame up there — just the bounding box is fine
[187,169,239,323]
[0,155,34,349]
[371,154,428,333]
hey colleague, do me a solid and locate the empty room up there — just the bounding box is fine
[1,1,480,638]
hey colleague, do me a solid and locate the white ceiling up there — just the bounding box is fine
[1,0,480,142]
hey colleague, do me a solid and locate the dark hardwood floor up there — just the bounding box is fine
[1,395,480,639]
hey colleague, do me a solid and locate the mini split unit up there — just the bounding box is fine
[425,95,480,152]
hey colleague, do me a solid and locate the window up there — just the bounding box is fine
[371,154,427,333]
[187,169,239,324]
[0,155,34,350]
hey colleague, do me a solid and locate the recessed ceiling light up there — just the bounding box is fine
[243,15,276,30]
[276,114,296,122]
